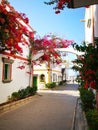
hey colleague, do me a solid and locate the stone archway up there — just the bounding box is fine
[55,47,84,83]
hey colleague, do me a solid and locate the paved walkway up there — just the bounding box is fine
[0,84,79,130]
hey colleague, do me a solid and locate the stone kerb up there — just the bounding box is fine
[0,96,34,114]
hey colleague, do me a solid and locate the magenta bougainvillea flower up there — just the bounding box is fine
[0,1,34,54]
[45,0,70,14]
[0,1,73,70]
[72,41,98,90]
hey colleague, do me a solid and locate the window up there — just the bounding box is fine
[58,76,62,82]
[4,63,10,80]
[40,74,45,82]
[53,73,57,82]
[87,19,91,28]
[2,57,14,83]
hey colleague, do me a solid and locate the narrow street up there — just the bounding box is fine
[0,84,79,130]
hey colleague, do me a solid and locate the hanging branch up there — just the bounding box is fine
[44,0,70,14]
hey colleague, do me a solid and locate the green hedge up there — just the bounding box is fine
[45,82,56,89]
[86,109,98,130]
[58,80,66,85]
[79,86,96,112]
[79,86,98,130]
[11,86,37,101]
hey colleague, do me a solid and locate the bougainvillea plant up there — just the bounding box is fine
[1,0,73,73]
[72,40,98,90]
[0,0,34,55]
[28,34,73,65]
[44,0,71,14]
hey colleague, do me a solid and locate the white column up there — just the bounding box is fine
[85,6,94,44]
[94,5,98,38]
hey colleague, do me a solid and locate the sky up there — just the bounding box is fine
[8,0,85,76]
[8,0,85,44]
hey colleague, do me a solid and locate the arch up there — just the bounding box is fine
[40,74,45,82]
[55,47,84,56]
[32,47,84,61]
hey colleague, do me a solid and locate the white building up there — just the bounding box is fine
[85,5,98,44]
[33,62,62,89]
[0,2,64,104]
[0,3,34,104]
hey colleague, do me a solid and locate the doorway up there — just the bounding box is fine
[33,76,37,87]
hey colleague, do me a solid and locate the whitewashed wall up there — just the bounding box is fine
[85,5,98,44]
[0,3,34,104]
[0,54,30,104]
[0,39,30,104]
[85,6,94,43]
[94,5,98,38]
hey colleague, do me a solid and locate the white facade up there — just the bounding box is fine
[0,4,33,104]
[85,5,98,44]
[94,5,98,38]
[0,38,32,103]
[0,54,30,104]
[33,62,62,89]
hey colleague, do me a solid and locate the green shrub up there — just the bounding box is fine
[51,82,56,88]
[79,87,96,112]
[29,87,34,95]
[11,92,20,101]
[86,109,98,130]
[58,80,66,85]
[31,86,37,95]
[58,81,63,85]
[18,89,27,99]
[45,82,56,89]
[25,86,32,96]
[11,86,37,101]
[63,79,66,83]
[45,83,50,88]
